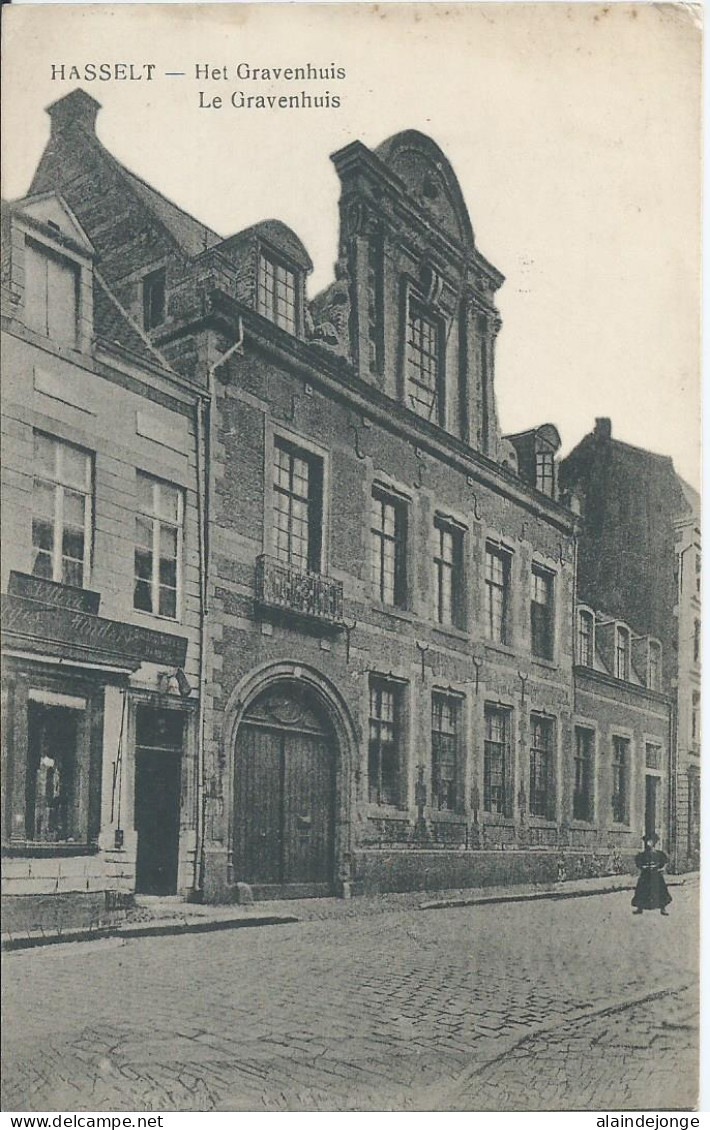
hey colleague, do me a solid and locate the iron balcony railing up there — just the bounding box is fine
[255,555,344,628]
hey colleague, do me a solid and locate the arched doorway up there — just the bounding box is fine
[233,681,336,897]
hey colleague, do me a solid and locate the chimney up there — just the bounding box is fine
[594,417,612,441]
[46,89,101,136]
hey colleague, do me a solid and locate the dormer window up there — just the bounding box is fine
[406,299,441,422]
[577,608,594,666]
[648,640,662,690]
[143,268,166,330]
[503,424,560,500]
[615,626,630,681]
[536,451,555,496]
[24,238,79,349]
[258,250,297,334]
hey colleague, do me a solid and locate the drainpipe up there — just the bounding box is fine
[192,318,244,898]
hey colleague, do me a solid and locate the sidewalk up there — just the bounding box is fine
[2,871,696,952]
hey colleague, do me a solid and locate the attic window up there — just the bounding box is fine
[536,451,555,497]
[143,269,166,330]
[406,299,441,422]
[24,239,79,349]
[258,250,297,334]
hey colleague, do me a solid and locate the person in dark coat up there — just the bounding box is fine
[632,833,671,915]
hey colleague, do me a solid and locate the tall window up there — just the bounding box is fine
[257,251,297,333]
[367,236,384,374]
[26,695,86,843]
[134,473,183,619]
[24,239,79,348]
[577,609,593,666]
[615,626,630,680]
[695,552,701,596]
[648,641,662,690]
[368,678,401,806]
[406,299,440,421]
[535,451,555,497]
[531,567,554,659]
[434,519,463,627]
[693,620,701,665]
[272,440,323,573]
[611,736,630,824]
[485,545,510,644]
[529,715,554,818]
[431,694,461,811]
[143,268,166,330]
[573,727,594,822]
[484,705,510,814]
[32,433,92,587]
[691,691,700,746]
[371,489,407,607]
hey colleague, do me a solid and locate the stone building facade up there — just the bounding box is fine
[1,90,676,920]
[1,189,204,930]
[561,420,700,871]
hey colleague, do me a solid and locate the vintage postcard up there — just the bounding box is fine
[0,2,701,1115]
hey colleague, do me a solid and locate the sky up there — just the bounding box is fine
[1,3,702,487]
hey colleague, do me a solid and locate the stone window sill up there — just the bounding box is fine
[1,841,98,858]
[484,640,517,659]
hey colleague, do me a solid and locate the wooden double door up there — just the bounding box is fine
[234,684,335,897]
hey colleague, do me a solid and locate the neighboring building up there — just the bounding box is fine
[560,418,700,870]
[1,189,203,931]
[1,90,676,917]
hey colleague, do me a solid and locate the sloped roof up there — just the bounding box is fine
[92,271,173,372]
[118,165,222,258]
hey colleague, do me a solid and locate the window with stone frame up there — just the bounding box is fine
[370,488,407,607]
[529,714,554,818]
[32,432,92,588]
[405,298,441,422]
[257,250,298,334]
[24,237,79,348]
[431,693,462,811]
[615,626,630,681]
[531,566,554,660]
[134,472,183,620]
[272,439,323,573]
[485,544,511,645]
[611,735,630,824]
[645,742,662,770]
[691,691,700,746]
[577,609,594,666]
[367,235,384,374]
[368,678,402,807]
[535,450,555,497]
[434,518,464,628]
[483,704,511,815]
[648,641,662,690]
[142,268,166,330]
[573,726,594,822]
[693,620,701,665]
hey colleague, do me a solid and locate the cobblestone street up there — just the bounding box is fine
[1,883,699,1112]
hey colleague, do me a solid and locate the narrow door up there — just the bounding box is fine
[234,726,283,884]
[645,774,659,841]
[282,731,334,885]
[134,707,183,896]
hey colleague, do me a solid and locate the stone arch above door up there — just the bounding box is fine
[224,661,357,897]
